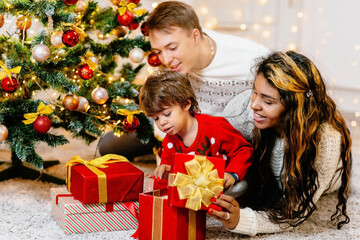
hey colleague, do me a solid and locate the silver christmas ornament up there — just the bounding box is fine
[129,47,145,63]
[32,43,50,62]
[76,0,87,11]
[91,86,109,104]
[0,123,9,142]
[76,96,90,112]
[51,31,64,48]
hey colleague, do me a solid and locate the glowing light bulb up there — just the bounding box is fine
[263,15,273,24]
[353,98,359,104]
[290,25,298,33]
[233,9,242,19]
[240,24,247,31]
[152,2,158,8]
[287,43,297,51]
[355,112,360,117]
[258,0,268,5]
[200,6,209,15]
[297,12,304,18]
[262,30,271,39]
[253,23,260,31]
[351,121,357,127]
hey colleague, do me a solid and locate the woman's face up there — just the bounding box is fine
[251,73,286,131]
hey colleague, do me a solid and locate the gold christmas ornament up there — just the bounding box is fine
[91,86,109,104]
[50,31,64,48]
[62,94,80,111]
[75,96,90,112]
[0,123,9,142]
[0,14,4,29]
[16,16,32,31]
[112,26,128,38]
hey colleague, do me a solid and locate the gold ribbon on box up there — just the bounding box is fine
[151,190,197,240]
[23,102,53,124]
[169,155,224,211]
[65,154,129,203]
[117,109,141,124]
[0,60,21,83]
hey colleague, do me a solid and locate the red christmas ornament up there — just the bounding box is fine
[78,64,94,80]
[140,22,148,36]
[63,0,79,5]
[123,116,140,132]
[62,30,79,47]
[147,52,162,67]
[1,77,19,93]
[128,0,140,4]
[33,115,51,134]
[117,10,134,26]
[128,22,139,31]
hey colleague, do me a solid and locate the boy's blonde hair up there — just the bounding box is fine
[139,71,200,116]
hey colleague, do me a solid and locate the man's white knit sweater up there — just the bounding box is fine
[223,89,343,236]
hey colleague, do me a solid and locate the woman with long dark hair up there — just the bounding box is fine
[208,51,352,235]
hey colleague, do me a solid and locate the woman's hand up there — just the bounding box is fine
[207,194,240,230]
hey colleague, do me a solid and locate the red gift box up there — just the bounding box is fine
[138,189,206,240]
[51,187,139,234]
[168,153,224,211]
[66,154,143,204]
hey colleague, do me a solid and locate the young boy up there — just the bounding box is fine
[139,71,253,189]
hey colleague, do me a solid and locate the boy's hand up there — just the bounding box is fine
[154,164,171,179]
[223,173,236,189]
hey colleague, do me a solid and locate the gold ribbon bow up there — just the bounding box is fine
[172,156,223,211]
[65,154,130,203]
[83,52,97,70]
[0,60,21,83]
[117,109,141,125]
[118,0,147,16]
[63,22,86,41]
[23,102,53,124]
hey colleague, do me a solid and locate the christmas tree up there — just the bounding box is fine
[0,0,161,183]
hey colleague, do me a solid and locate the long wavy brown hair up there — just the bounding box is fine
[249,51,352,229]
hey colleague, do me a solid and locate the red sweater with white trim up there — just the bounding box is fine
[160,114,253,181]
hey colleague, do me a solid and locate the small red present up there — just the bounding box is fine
[168,153,224,211]
[138,189,206,240]
[51,187,139,234]
[65,154,143,204]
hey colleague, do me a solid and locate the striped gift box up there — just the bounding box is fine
[51,187,139,234]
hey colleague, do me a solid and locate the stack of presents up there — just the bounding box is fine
[51,153,225,239]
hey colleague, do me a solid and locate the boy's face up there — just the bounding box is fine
[149,26,200,74]
[150,103,192,137]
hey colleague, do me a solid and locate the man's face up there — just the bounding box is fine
[149,26,199,74]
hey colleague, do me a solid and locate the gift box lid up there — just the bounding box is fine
[51,187,139,215]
